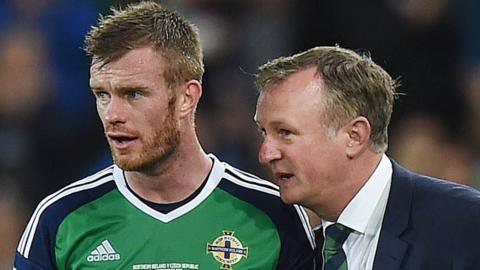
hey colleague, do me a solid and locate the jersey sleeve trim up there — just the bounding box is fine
[17,166,114,259]
[14,251,47,270]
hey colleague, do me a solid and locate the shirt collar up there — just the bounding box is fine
[322,154,392,235]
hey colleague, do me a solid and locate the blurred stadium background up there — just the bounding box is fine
[1,0,479,267]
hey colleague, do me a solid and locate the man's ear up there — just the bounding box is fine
[345,116,371,158]
[178,80,202,118]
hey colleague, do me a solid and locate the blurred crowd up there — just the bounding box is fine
[0,0,479,267]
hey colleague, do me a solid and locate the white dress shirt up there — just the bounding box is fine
[320,154,392,270]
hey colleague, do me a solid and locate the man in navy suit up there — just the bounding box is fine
[254,46,480,269]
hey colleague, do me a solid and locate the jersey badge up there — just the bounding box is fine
[207,231,248,269]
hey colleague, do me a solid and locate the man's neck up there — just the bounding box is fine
[314,152,384,222]
[124,137,212,204]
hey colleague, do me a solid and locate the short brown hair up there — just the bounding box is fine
[256,46,397,152]
[84,1,204,88]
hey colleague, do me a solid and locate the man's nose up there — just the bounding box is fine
[104,97,126,124]
[258,138,281,165]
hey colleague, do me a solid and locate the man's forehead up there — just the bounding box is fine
[90,47,164,71]
[89,62,164,90]
[255,71,325,118]
[268,68,320,91]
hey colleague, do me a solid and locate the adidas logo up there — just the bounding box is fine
[87,240,121,262]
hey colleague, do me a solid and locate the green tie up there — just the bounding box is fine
[322,223,352,270]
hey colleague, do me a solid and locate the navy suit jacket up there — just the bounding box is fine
[315,160,480,270]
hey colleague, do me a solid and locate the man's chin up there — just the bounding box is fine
[279,192,299,205]
[115,161,143,171]
[113,155,148,171]
[111,145,177,172]
[113,154,165,172]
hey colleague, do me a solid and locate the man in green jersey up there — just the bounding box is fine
[14,2,315,270]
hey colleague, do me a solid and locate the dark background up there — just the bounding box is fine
[1,0,479,267]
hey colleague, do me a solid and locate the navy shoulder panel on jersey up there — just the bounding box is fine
[15,168,116,270]
[219,165,315,270]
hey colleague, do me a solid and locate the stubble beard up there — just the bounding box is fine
[110,107,181,172]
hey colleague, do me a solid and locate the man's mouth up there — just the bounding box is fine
[275,172,294,182]
[107,133,138,149]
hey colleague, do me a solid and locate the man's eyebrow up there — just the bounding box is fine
[268,120,286,128]
[90,86,103,91]
[117,85,149,91]
[90,85,150,92]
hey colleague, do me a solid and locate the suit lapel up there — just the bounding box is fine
[373,230,408,269]
[373,161,414,270]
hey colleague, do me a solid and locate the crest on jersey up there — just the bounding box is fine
[207,231,248,269]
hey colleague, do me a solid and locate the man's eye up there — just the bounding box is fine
[278,129,292,137]
[126,91,141,99]
[94,91,110,101]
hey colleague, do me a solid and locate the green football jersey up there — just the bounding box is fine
[15,154,315,270]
